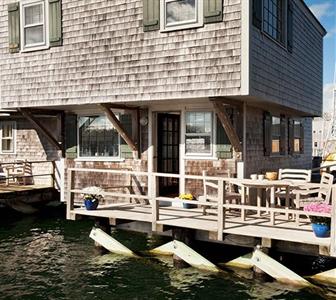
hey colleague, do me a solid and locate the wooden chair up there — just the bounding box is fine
[275,168,311,205]
[293,172,334,208]
[199,170,241,215]
[4,160,31,185]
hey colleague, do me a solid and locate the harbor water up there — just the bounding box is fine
[0,206,336,299]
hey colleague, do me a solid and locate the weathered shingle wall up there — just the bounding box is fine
[250,1,324,116]
[0,0,241,108]
[245,106,312,177]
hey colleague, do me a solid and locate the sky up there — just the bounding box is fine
[305,0,336,113]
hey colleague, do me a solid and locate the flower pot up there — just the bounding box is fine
[311,223,330,238]
[183,203,197,209]
[84,199,99,210]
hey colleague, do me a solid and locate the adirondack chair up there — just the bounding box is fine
[275,168,312,205]
[293,172,334,208]
[199,170,241,215]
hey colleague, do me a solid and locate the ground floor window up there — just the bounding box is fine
[78,115,120,158]
[293,120,302,153]
[185,111,213,156]
[0,121,16,154]
[271,116,281,154]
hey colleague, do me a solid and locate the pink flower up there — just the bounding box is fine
[303,203,332,214]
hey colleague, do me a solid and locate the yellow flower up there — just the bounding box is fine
[179,193,193,200]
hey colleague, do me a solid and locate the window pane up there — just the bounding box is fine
[294,139,300,152]
[263,0,284,43]
[79,116,119,157]
[2,139,13,152]
[186,136,211,154]
[25,26,44,45]
[166,0,196,25]
[2,124,13,138]
[25,4,43,25]
[272,139,280,153]
[272,116,280,137]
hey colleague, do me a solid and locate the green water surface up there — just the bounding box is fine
[0,206,334,299]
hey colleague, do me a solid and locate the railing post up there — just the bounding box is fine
[330,186,336,256]
[217,179,225,241]
[151,174,158,232]
[51,161,56,188]
[66,169,74,220]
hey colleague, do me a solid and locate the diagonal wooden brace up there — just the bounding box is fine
[19,108,62,151]
[99,103,138,158]
[212,100,242,155]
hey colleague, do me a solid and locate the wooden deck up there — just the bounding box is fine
[66,168,336,257]
[71,204,330,248]
[0,184,52,195]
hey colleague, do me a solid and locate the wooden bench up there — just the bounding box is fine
[3,160,32,186]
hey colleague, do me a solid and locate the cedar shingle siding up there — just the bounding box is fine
[250,0,324,116]
[0,0,241,108]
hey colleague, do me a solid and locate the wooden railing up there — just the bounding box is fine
[0,160,57,188]
[66,168,336,254]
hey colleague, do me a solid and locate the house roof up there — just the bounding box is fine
[301,0,327,36]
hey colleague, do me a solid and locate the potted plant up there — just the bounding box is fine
[82,186,104,210]
[179,193,197,209]
[303,203,332,238]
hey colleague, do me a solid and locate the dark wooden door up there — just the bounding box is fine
[157,113,180,196]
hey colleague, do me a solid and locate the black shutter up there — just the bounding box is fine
[300,121,304,154]
[8,3,20,53]
[204,0,223,24]
[252,0,262,30]
[65,114,77,159]
[280,115,286,155]
[288,119,294,155]
[287,0,294,52]
[143,0,160,32]
[263,112,271,156]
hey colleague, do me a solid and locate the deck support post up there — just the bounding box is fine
[252,245,269,278]
[94,217,111,254]
[172,228,194,268]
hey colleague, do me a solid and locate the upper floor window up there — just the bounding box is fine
[253,0,293,50]
[263,0,285,44]
[8,0,61,53]
[161,0,203,31]
[0,121,16,154]
[21,0,47,50]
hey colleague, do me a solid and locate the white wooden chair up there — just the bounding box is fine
[293,172,334,208]
[4,160,31,185]
[275,168,311,205]
[199,170,241,215]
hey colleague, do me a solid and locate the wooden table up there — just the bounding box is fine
[230,179,294,223]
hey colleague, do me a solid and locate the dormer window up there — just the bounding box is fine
[161,0,203,31]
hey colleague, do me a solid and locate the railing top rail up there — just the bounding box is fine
[312,163,336,173]
[0,160,56,166]
[67,167,229,181]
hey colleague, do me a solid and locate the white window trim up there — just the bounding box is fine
[160,0,203,32]
[77,114,122,161]
[183,110,217,160]
[0,121,16,154]
[20,0,49,52]
[261,0,288,48]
